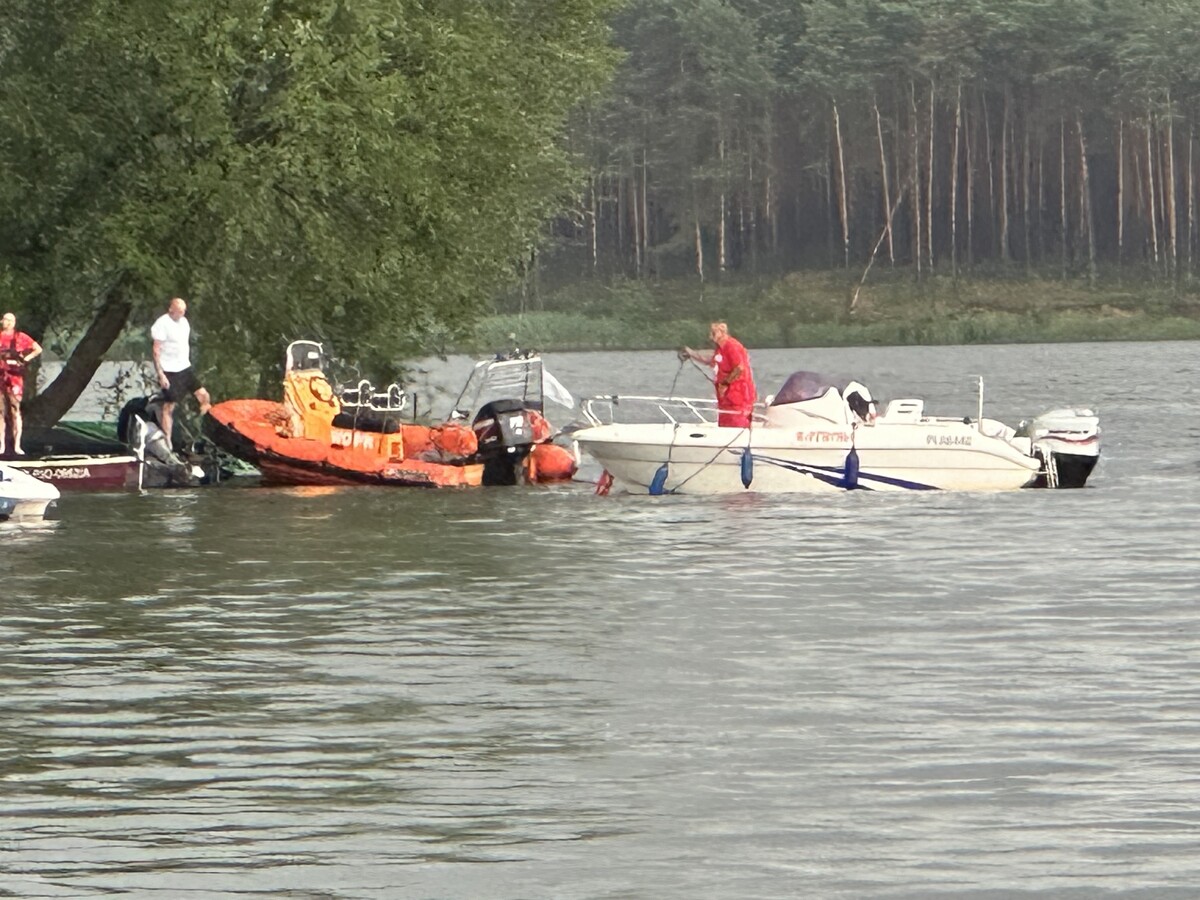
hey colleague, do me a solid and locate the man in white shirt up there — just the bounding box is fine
[150,297,211,444]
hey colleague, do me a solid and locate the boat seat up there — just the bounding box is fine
[882,399,924,421]
[332,410,402,434]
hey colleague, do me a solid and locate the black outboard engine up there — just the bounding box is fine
[472,399,535,485]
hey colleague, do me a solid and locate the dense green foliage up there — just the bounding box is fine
[0,0,618,410]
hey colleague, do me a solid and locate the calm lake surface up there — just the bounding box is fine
[4,341,1200,899]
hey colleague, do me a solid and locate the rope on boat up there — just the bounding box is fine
[666,424,752,493]
[667,357,688,398]
[652,356,754,494]
[652,358,698,495]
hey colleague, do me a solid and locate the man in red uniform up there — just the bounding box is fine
[682,321,757,427]
[0,311,43,455]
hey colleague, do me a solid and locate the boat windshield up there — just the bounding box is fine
[450,352,544,418]
[770,371,843,406]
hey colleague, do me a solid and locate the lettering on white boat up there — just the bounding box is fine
[794,430,851,443]
[37,466,93,480]
[927,434,973,447]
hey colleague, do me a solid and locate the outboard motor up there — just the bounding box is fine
[117,394,204,485]
[1020,408,1101,488]
[472,399,536,485]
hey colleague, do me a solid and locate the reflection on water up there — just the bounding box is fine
[3,341,1200,898]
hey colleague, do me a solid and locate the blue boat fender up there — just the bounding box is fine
[741,447,754,488]
[843,447,859,489]
[649,462,670,496]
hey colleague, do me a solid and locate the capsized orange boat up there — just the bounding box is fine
[203,341,578,488]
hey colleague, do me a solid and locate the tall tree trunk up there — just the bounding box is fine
[999,88,1011,261]
[1022,115,1031,269]
[641,147,650,276]
[767,173,778,257]
[1117,119,1125,266]
[1077,113,1097,284]
[832,100,851,268]
[717,133,728,274]
[910,82,922,276]
[694,215,705,282]
[949,84,962,277]
[1036,137,1045,261]
[1060,118,1069,277]
[25,274,133,428]
[1188,125,1195,277]
[851,187,907,315]
[874,96,895,265]
[589,175,598,273]
[615,169,625,265]
[926,81,935,271]
[982,91,995,238]
[1132,132,1145,261]
[894,100,904,260]
[1165,93,1178,277]
[965,106,974,267]
[630,166,642,277]
[1146,116,1160,268]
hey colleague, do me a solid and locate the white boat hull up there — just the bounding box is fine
[0,463,61,520]
[575,374,1099,496]
[576,421,1041,494]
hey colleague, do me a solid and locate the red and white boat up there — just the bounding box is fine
[4,452,141,491]
[6,414,211,492]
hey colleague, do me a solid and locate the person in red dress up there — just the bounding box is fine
[682,321,757,428]
[0,311,43,455]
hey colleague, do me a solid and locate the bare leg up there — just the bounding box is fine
[11,402,23,453]
[0,393,8,454]
[160,400,175,449]
[195,386,211,416]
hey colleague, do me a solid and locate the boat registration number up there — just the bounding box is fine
[38,466,93,480]
[927,435,973,447]
[795,430,851,443]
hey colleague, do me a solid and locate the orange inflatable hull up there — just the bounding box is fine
[206,399,485,488]
[205,398,577,488]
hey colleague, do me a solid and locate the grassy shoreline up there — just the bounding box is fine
[467,272,1200,353]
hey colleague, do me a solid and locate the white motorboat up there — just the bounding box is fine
[573,371,1099,494]
[0,461,60,520]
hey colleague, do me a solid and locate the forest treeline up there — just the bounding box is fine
[551,0,1200,296]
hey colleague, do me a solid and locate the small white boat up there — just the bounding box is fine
[573,371,1099,494]
[0,462,60,520]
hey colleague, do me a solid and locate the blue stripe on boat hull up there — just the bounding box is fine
[744,452,940,491]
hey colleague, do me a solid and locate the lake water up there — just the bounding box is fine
[3,341,1200,898]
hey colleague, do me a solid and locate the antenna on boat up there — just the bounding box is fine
[976,376,984,432]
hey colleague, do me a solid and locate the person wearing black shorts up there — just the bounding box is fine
[150,297,211,444]
[164,366,202,402]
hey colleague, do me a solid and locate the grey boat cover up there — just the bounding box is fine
[770,371,844,406]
